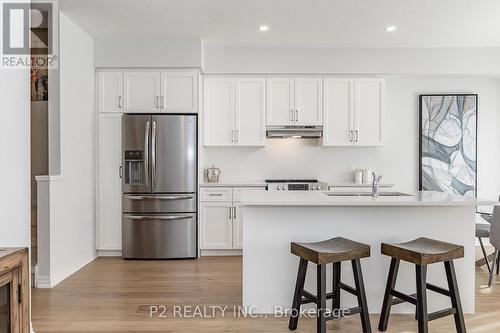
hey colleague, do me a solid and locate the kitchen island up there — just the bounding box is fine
[240,190,496,315]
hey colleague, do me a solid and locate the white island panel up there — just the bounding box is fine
[242,203,477,315]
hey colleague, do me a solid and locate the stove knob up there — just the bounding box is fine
[316,185,321,190]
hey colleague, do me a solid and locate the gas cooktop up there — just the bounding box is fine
[265,179,326,191]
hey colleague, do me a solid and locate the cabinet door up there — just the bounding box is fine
[123,72,161,113]
[322,79,355,146]
[97,72,123,113]
[199,202,233,249]
[234,78,266,146]
[203,78,235,146]
[294,78,323,125]
[267,78,295,126]
[355,79,385,146]
[97,114,122,250]
[232,204,243,249]
[160,71,197,113]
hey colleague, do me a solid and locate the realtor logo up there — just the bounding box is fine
[1,0,58,68]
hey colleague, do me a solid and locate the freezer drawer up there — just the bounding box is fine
[122,194,196,213]
[122,213,197,259]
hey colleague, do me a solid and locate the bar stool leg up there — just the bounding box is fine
[317,264,327,333]
[378,258,400,331]
[332,262,341,310]
[352,259,372,333]
[289,258,308,330]
[415,264,428,333]
[444,261,467,333]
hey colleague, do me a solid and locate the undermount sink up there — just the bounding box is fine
[325,192,413,197]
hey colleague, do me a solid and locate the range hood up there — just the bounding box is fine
[266,126,323,138]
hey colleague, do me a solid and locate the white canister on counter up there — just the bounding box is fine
[354,170,363,184]
[362,169,372,183]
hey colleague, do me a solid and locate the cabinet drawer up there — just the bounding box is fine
[233,187,266,202]
[200,187,232,201]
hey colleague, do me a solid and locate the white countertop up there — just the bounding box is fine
[200,182,267,187]
[240,190,498,207]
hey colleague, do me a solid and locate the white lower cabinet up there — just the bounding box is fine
[232,203,243,249]
[97,113,122,251]
[199,202,233,249]
[199,186,265,252]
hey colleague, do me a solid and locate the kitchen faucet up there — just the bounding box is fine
[372,172,383,197]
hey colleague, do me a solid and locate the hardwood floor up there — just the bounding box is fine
[32,253,500,332]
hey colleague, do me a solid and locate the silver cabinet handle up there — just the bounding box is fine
[355,130,359,142]
[156,96,160,109]
[161,96,165,109]
[118,96,122,109]
[231,130,235,143]
[295,110,298,122]
[125,195,194,200]
[119,166,123,178]
[151,121,157,188]
[209,193,223,197]
[235,130,239,143]
[233,207,237,220]
[229,206,232,219]
[350,130,353,142]
[124,215,193,221]
[290,110,294,122]
[144,121,150,186]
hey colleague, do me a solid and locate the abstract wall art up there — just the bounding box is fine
[419,94,477,197]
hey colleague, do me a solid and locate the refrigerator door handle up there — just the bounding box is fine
[144,121,150,186]
[124,215,193,221]
[151,120,157,188]
[124,195,195,200]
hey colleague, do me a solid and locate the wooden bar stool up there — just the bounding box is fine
[288,237,372,333]
[378,237,466,333]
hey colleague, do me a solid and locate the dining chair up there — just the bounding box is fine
[488,200,500,287]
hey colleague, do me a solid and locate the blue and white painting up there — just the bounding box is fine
[420,95,477,197]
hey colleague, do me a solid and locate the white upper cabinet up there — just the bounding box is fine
[267,78,295,126]
[204,77,266,147]
[322,78,355,146]
[323,78,385,147]
[234,78,266,146]
[267,77,322,126]
[123,72,161,113]
[160,71,197,113]
[294,78,323,125]
[204,78,235,146]
[97,72,123,113]
[355,79,385,146]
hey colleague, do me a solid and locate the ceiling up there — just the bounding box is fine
[60,0,500,47]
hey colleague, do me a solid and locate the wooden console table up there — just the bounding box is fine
[0,248,29,333]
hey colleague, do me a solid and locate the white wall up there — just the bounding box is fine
[44,13,96,286]
[205,46,500,75]
[0,69,30,247]
[203,76,500,200]
[94,36,204,69]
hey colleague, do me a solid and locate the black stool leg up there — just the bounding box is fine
[378,258,400,331]
[317,264,327,333]
[416,264,428,333]
[332,262,341,310]
[289,258,308,330]
[444,261,467,333]
[352,259,372,333]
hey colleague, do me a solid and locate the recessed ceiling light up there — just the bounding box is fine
[385,25,397,32]
[258,25,269,32]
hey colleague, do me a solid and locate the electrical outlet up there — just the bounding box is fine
[235,161,241,176]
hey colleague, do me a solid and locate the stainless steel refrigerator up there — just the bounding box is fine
[122,114,197,259]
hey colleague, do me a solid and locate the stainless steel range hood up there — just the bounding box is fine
[266,126,323,138]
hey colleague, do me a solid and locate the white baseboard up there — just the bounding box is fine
[97,250,122,257]
[36,251,97,288]
[200,249,242,256]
